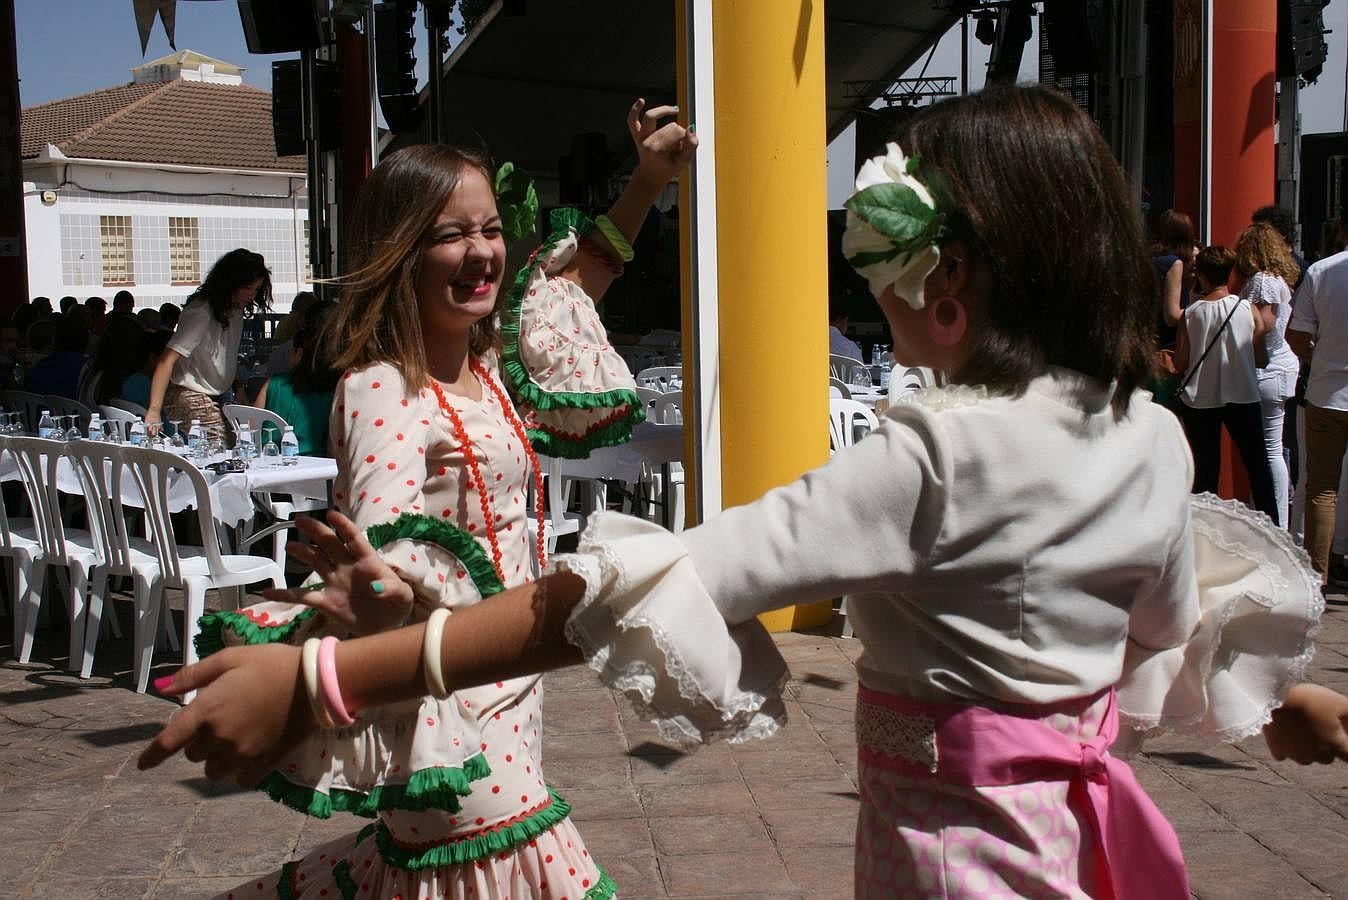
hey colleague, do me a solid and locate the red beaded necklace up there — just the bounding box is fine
[428,359,547,584]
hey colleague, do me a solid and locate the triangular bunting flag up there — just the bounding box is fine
[133,0,177,55]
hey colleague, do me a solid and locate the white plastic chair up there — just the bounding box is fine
[889,365,941,400]
[651,390,684,426]
[635,366,683,394]
[119,445,285,701]
[0,443,43,661]
[828,377,851,399]
[644,392,685,529]
[43,395,94,433]
[616,346,663,372]
[829,354,869,383]
[221,403,327,566]
[1,436,104,671]
[107,397,149,417]
[1,390,45,432]
[828,398,879,452]
[98,405,139,442]
[65,440,173,689]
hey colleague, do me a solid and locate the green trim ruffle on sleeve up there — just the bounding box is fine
[257,753,492,820]
[498,207,645,457]
[526,407,647,460]
[195,607,319,659]
[331,859,359,900]
[366,512,505,598]
[372,786,575,870]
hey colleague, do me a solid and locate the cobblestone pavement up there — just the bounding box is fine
[1,587,1345,899]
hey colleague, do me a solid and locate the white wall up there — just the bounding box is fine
[22,159,310,312]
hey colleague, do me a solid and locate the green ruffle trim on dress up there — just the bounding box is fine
[195,607,320,659]
[276,861,299,900]
[257,754,492,820]
[585,867,618,899]
[499,208,645,457]
[373,786,575,870]
[366,512,505,599]
[331,860,359,900]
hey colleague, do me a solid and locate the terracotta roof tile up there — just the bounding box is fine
[21,79,305,172]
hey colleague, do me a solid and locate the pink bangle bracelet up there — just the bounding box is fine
[316,636,356,727]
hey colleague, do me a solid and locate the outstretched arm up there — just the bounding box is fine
[1263,683,1348,764]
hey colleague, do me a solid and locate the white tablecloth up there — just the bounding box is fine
[0,452,337,525]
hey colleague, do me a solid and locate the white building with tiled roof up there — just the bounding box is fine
[21,51,311,312]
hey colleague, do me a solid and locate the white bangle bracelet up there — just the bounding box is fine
[422,608,452,699]
[301,637,334,727]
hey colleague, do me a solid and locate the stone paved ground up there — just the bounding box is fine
[1,587,1345,899]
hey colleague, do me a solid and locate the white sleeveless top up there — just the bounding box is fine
[1181,295,1260,408]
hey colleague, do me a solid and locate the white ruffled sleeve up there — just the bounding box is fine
[499,208,643,459]
[1118,493,1323,744]
[551,514,790,745]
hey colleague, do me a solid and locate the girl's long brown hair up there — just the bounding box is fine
[321,144,497,389]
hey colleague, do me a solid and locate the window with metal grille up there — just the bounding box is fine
[100,215,134,286]
[169,217,200,284]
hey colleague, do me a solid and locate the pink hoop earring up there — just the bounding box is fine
[927,296,967,347]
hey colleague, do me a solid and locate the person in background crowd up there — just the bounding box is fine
[28,297,52,320]
[265,290,318,375]
[255,302,339,455]
[78,314,159,409]
[26,313,89,399]
[136,308,162,332]
[111,290,135,317]
[1235,223,1301,527]
[85,296,107,336]
[1173,244,1280,521]
[828,294,864,361]
[158,302,180,331]
[24,318,55,361]
[1288,218,1348,582]
[0,322,21,389]
[58,295,77,316]
[1152,209,1197,349]
[146,249,272,433]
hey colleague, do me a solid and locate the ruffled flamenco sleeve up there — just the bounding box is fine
[499,208,644,459]
[550,513,790,745]
[1118,493,1324,745]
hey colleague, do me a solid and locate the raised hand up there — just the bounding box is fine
[262,511,415,636]
[1263,682,1348,765]
[138,644,314,785]
[628,98,698,188]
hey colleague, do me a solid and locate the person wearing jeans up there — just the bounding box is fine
[1174,246,1279,520]
[1288,222,1348,579]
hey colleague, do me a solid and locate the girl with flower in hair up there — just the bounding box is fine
[143,85,1345,897]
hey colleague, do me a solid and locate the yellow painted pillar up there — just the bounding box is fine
[711,0,832,631]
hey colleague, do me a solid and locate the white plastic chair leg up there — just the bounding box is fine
[80,570,109,678]
[132,576,161,694]
[839,596,855,639]
[11,559,39,663]
[180,581,207,704]
[157,593,179,652]
[66,564,90,673]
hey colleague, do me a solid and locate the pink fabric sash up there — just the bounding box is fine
[857,685,1189,900]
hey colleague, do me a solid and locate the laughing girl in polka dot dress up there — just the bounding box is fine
[165,100,695,900]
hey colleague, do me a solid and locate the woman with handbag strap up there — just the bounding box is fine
[1174,244,1279,519]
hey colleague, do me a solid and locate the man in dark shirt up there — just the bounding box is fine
[26,314,89,399]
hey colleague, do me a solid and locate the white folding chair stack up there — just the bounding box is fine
[221,403,328,566]
[66,440,173,690]
[119,445,285,701]
[1,436,104,670]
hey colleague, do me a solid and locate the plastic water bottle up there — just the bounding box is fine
[235,423,256,461]
[37,409,57,439]
[129,418,146,447]
[187,419,206,455]
[280,425,299,463]
[86,413,104,441]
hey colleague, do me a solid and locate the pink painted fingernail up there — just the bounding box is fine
[153,675,175,693]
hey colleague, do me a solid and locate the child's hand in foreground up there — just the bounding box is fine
[1263,683,1348,765]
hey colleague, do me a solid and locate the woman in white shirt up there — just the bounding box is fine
[145,248,272,434]
[1174,244,1278,521]
[1235,223,1302,527]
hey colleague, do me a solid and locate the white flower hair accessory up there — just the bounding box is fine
[841,143,945,310]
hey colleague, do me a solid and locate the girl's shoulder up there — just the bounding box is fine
[338,361,423,403]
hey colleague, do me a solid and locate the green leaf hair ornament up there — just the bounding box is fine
[493,161,539,244]
[841,143,946,310]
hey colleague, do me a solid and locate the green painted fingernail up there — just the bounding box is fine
[370,580,385,595]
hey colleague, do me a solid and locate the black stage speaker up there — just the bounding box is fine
[1280,0,1330,83]
[237,0,323,54]
[272,59,341,157]
[376,0,423,133]
[1041,0,1107,77]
